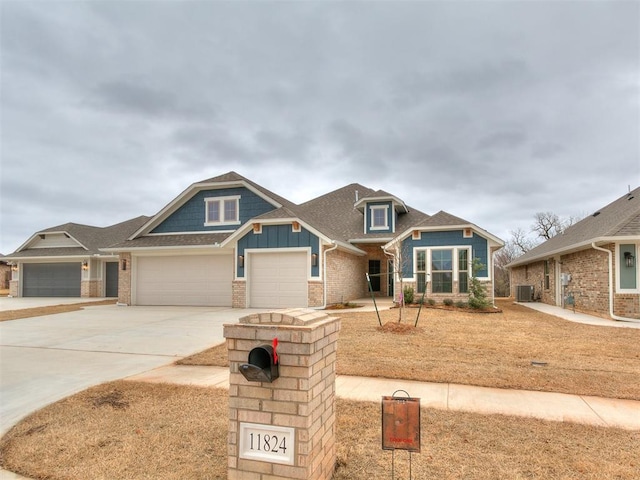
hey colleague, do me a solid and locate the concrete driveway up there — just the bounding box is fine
[0,299,254,436]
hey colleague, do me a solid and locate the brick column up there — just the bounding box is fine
[224,309,340,480]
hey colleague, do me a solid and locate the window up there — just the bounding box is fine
[416,251,427,293]
[432,249,453,293]
[459,249,469,293]
[415,248,470,294]
[544,261,550,290]
[205,196,240,226]
[370,206,388,230]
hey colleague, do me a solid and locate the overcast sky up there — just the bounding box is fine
[1,0,638,254]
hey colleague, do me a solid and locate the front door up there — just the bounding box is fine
[368,260,381,292]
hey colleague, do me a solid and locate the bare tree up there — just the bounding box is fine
[531,211,566,240]
[510,227,538,254]
[493,240,521,297]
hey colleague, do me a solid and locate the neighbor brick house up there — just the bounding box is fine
[4,172,503,308]
[508,187,640,321]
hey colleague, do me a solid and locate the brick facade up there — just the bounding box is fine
[511,244,639,320]
[224,309,340,480]
[325,247,368,305]
[117,253,132,305]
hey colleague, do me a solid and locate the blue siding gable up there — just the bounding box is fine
[152,187,276,234]
[401,230,489,277]
[365,201,395,234]
[237,224,320,278]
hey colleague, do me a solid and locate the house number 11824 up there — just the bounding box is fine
[249,433,287,454]
[239,422,295,465]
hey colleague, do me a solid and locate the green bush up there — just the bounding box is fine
[443,298,454,307]
[455,301,468,309]
[468,258,492,309]
[403,286,415,305]
[427,298,436,306]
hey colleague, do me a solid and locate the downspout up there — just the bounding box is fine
[319,241,338,309]
[591,243,640,323]
[382,244,397,303]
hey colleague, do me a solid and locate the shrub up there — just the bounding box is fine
[455,301,468,309]
[403,286,415,305]
[427,298,436,306]
[443,298,454,307]
[468,258,492,309]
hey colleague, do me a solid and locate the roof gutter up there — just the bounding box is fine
[317,241,339,309]
[591,243,640,323]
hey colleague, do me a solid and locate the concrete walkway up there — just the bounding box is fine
[127,364,640,431]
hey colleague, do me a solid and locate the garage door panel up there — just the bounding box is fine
[23,263,81,297]
[136,255,232,306]
[249,252,308,308]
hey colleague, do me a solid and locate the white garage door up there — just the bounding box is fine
[249,252,308,308]
[136,255,232,306]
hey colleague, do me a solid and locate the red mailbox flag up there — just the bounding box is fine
[272,338,278,364]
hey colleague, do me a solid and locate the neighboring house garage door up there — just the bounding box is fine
[249,251,308,308]
[23,263,81,297]
[135,255,232,306]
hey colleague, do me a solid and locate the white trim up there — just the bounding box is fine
[145,231,235,236]
[370,205,390,231]
[204,195,241,226]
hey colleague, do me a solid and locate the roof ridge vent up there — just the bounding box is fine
[592,211,601,217]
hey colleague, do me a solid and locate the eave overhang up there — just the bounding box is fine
[507,235,640,268]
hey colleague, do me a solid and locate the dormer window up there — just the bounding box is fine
[371,205,389,230]
[205,195,240,226]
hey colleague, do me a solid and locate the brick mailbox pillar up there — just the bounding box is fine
[224,308,340,480]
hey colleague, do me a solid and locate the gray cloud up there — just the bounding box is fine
[1,1,639,253]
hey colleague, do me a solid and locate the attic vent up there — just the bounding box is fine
[628,196,635,201]
[463,228,473,238]
[592,211,601,217]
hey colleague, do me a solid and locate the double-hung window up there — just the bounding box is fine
[415,247,471,294]
[205,196,240,226]
[431,249,453,293]
[370,205,389,230]
[458,249,469,293]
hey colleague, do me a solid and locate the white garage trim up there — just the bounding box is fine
[247,249,310,309]
[134,254,232,306]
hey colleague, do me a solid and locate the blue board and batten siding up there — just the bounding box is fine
[237,225,320,278]
[152,188,276,233]
[365,201,395,234]
[402,231,489,277]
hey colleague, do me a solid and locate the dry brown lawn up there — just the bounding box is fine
[0,300,117,322]
[180,299,640,400]
[1,382,638,480]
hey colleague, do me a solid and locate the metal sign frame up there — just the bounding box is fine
[381,390,421,453]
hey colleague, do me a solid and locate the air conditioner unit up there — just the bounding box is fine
[516,285,534,302]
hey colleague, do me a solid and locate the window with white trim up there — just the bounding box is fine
[370,205,389,230]
[415,247,471,294]
[205,196,240,226]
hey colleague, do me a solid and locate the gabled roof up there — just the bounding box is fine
[5,216,150,259]
[508,187,640,267]
[390,210,504,247]
[129,171,297,239]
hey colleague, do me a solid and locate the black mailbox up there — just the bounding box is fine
[240,345,279,383]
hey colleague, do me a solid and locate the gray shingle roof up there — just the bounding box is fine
[5,216,150,258]
[508,187,640,267]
